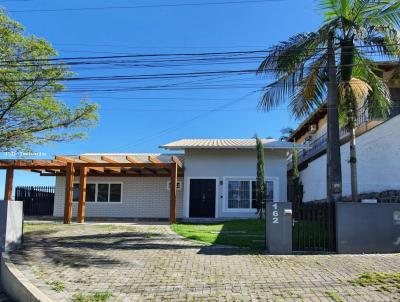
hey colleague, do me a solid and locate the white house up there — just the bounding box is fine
[289,114,400,202]
[52,139,297,220]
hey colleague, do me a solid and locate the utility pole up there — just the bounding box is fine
[326,31,342,203]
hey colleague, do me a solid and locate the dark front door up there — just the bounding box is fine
[189,179,216,218]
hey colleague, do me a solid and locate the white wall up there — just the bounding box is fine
[184,148,288,218]
[53,176,183,219]
[300,115,400,201]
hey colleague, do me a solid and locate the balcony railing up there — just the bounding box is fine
[288,108,385,169]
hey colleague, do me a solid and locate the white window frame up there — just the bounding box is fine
[72,181,123,203]
[223,176,279,212]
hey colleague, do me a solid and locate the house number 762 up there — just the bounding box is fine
[272,203,279,224]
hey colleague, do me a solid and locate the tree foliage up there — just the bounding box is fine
[257,0,400,121]
[255,137,265,219]
[0,10,98,152]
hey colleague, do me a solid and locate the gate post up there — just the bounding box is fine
[265,202,292,255]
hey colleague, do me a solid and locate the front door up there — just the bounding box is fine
[189,179,216,218]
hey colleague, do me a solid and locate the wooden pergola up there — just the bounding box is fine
[0,155,183,224]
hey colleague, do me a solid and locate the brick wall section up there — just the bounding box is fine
[53,176,183,219]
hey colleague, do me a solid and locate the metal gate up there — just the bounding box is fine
[15,186,55,216]
[292,202,336,252]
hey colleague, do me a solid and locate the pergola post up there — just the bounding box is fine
[4,167,14,201]
[169,162,177,224]
[63,162,74,224]
[77,167,87,223]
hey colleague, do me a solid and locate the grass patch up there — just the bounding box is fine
[47,280,65,292]
[172,219,265,249]
[325,290,343,302]
[72,291,112,302]
[23,223,63,233]
[350,272,400,293]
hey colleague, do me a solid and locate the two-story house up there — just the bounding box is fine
[288,62,400,202]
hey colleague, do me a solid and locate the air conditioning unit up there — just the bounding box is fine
[309,124,318,133]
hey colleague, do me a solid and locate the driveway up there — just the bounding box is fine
[9,222,400,302]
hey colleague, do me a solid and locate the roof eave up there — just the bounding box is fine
[161,145,306,150]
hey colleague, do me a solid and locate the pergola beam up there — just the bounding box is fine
[40,173,182,177]
[169,162,177,224]
[148,156,170,174]
[171,156,183,169]
[125,156,143,174]
[126,155,139,163]
[4,167,13,201]
[73,162,172,168]
[55,155,104,173]
[79,156,110,172]
[148,156,162,164]
[77,167,87,223]
[63,162,74,224]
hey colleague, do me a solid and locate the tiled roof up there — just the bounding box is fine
[161,139,300,150]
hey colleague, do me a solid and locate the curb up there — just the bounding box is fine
[1,253,53,302]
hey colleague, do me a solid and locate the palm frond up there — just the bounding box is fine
[258,73,298,111]
[288,54,328,119]
[320,0,343,22]
[257,32,323,77]
[364,24,400,58]
[352,54,392,117]
[366,1,400,29]
[338,77,372,103]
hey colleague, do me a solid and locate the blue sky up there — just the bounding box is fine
[0,0,322,195]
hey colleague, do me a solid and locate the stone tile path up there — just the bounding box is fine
[8,222,400,302]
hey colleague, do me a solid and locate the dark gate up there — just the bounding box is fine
[15,186,55,216]
[292,202,336,252]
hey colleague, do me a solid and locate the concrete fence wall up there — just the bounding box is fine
[299,114,400,202]
[336,202,400,254]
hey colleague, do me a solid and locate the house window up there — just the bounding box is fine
[86,184,96,202]
[72,183,121,203]
[110,184,122,202]
[228,181,250,209]
[73,184,79,202]
[227,179,275,210]
[97,184,109,202]
[251,181,274,208]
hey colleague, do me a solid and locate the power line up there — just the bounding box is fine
[7,0,285,13]
[112,90,259,150]
[2,43,398,64]
[1,63,396,84]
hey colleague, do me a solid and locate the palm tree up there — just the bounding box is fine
[279,127,295,141]
[257,0,400,202]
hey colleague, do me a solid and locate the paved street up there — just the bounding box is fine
[8,223,400,301]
